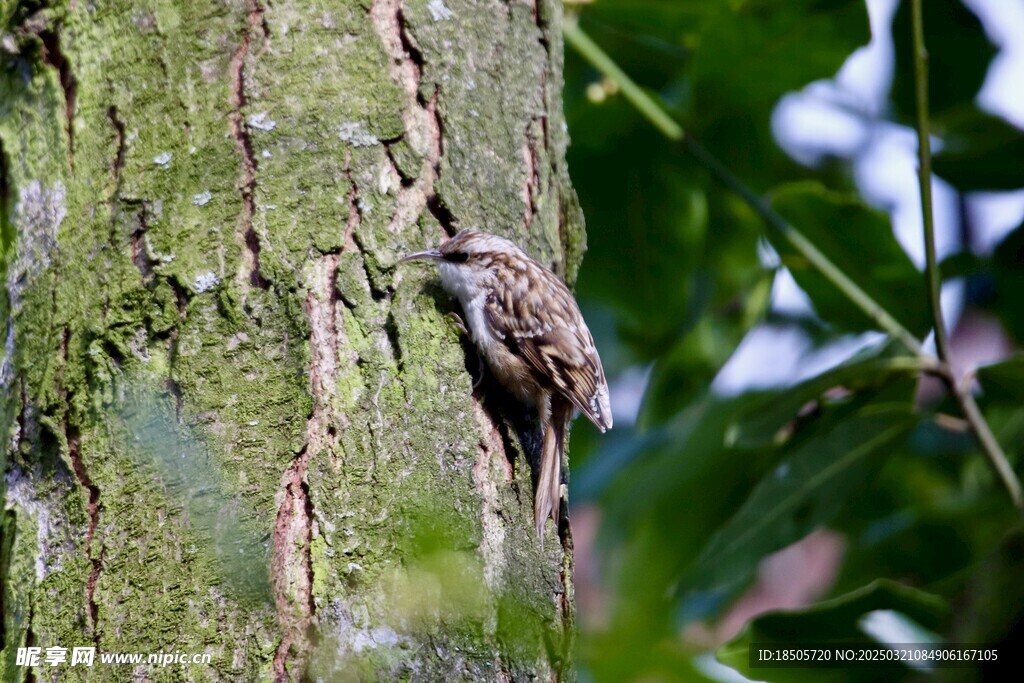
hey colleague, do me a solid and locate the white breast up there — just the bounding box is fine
[438,262,501,361]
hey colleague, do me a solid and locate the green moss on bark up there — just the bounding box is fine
[1,0,585,680]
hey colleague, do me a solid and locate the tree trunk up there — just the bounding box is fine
[0,0,585,680]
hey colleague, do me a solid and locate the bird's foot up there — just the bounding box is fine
[445,311,469,337]
[446,312,485,391]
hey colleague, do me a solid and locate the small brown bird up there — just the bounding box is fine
[402,229,612,537]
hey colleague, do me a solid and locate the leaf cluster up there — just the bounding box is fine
[564,1,1024,680]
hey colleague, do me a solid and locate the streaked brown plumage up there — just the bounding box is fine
[402,229,611,537]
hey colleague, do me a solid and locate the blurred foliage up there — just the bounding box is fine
[719,579,949,683]
[562,0,1024,681]
[687,384,917,596]
[117,381,274,605]
[890,0,996,121]
[932,107,1024,192]
[770,183,930,336]
[991,219,1024,342]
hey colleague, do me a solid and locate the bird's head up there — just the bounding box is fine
[401,229,525,291]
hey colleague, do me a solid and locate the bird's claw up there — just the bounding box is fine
[444,312,485,391]
[446,311,469,337]
[471,365,484,392]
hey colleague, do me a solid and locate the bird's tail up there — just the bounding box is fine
[535,399,570,539]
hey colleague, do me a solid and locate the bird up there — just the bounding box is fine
[401,229,612,537]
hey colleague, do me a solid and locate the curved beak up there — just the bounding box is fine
[399,249,442,263]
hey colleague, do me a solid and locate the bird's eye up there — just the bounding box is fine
[444,251,469,263]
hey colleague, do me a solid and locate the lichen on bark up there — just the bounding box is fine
[0,0,585,680]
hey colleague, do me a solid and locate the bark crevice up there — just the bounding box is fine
[520,0,550,235]
[37,25,78,171]
[271,445,315,681]
[0,138,10,321]
[106,105,126,186]
[64,390,103,644]
[371,0,451,236]
[521,134,539,231]
[272,253,344,678]
[229,0,270,292]
[128,203,154,283]
[341,150,360,253]
[24,603,37,683]
[0,136,10,227]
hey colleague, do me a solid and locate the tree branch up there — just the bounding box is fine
[565,12,1023,512]
[910,0,950,364]
[910,0,1023,510]
[563,18,923,354]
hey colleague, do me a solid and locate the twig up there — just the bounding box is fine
[910,0,1023,510]
[563,18,923,355]
[565,13,1023,511]
[563,19,683,141]
[910,1,951,364]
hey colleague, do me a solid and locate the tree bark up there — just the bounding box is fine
[0,0,585,680]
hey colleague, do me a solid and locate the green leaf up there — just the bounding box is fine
[685,400,917,594]
[639,274,773,425]
[938,250,987,282]
[991,220,1024,344]
[978,355,1024,405]
[770,182,930,336]
[932,108,1024,191]
[595,395,776,555]
[688,0,871,188]
[951,527,1024,649]
[566,0,871,376]
[577,394,789,678]
[891,0,997,121]
[717,580,949,683]
[977,355,1024,468]
[728,340,922,448]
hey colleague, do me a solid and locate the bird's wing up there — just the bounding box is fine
[485,265,612,432]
